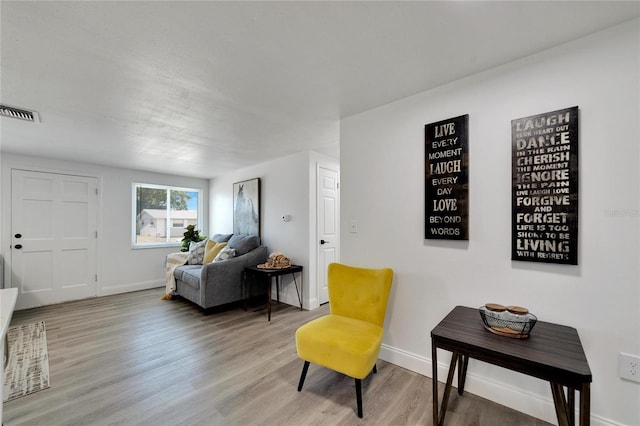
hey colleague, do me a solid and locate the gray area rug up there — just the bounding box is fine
[3,321,50,401]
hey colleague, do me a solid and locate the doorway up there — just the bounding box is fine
[11,169,98,309]
[316,164,339,305]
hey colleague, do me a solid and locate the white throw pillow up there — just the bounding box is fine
[187,239,208,265]
[214,247,236,262]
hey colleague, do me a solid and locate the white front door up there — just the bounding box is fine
[11,170,98,309]
[317,164,339,305]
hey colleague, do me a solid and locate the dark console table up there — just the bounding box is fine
[243,265,303,321]
[431,306,592,426]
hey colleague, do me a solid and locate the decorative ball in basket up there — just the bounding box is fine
[479,303,537,339]
[258,252,292,269]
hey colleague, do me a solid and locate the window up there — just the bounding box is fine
[133,183,201,247]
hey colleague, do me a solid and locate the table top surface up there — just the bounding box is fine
[431,306,592,384]
[245,264,303,275]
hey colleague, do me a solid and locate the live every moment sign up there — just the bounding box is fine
[511,106,579,264]
[425,114,469,240]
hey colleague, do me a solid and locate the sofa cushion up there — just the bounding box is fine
[203,240,227,264]
[211,233,233,243]
[227,234,260,256]
[179,266,202,290]
[173,264,200,281]
[214,247,236,262]
[187,239,208,265]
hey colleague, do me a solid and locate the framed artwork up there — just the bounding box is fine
[511,106,579,265]
[233,178,261,237]
[424,114,469,240]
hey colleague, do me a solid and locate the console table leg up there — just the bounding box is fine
[438,352,459,426]
[293,272,302,310]
[550,382,571,426]
[432,343,439,426]
[568,388,575,425]
[267,276,272,321]
[580,383,590,426]
[457,355,469,395]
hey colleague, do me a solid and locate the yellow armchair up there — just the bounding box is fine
[295,262,393,418]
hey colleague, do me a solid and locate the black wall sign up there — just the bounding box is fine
[511,106,579,264]
[425,114,469,240]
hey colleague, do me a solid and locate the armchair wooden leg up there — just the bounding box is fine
[373,364,377,374]
[298,361,310,391]
[355,378,363,418]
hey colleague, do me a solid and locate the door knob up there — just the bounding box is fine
[14,244,22,249]
[320,239,330,245]
[14,233,22,239]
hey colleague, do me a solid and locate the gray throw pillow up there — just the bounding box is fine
[187,239,208,265]
[211,233,233,243]
[227,234,260,256]
[214,247,236,262]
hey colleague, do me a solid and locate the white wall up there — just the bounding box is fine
[209,150,339,310]
[1,153,209,296]
[341,20,639,425]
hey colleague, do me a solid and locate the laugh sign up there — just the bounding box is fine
[425,114,469,240]
[511,106,579,264]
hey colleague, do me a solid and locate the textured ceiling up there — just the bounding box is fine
[1,1,638,178]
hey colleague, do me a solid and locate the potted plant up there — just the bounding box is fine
[181,225,205,252]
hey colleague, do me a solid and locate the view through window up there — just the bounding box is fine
[133,183,201,246]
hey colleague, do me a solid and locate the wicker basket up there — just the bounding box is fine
[479,304,537,339]
[257,252,292,269]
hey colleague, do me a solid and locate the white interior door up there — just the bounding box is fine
[317,164,339,305]
[11,170,98,309]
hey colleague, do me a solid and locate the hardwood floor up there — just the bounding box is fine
[4,288,551,425]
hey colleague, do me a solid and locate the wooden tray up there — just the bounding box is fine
[483,325,530,339]
[257,263,292,269]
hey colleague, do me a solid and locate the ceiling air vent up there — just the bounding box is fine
[0,105,40,123]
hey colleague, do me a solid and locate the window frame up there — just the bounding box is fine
[132,182,203,249]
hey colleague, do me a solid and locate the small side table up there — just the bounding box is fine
[243,265,303,321]
[431,306,592,426]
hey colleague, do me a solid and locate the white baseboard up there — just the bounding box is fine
[99,279,163,297]
[305,296,319,311]
[270,282,317,310]
[379,343,616,426]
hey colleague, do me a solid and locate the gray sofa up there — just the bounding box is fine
[173,234,268,310]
